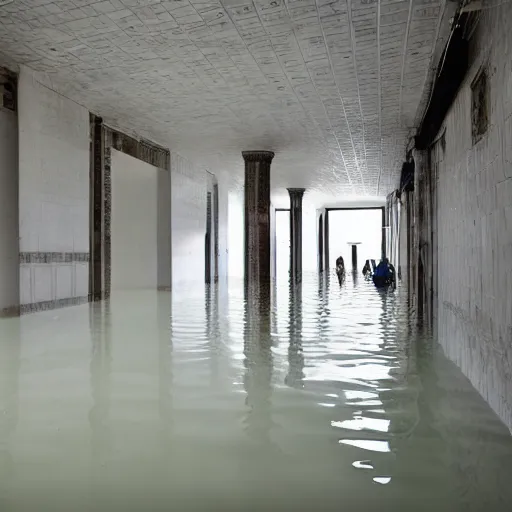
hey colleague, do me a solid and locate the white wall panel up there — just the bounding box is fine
[111,150,159,290]
[18,66,89,307]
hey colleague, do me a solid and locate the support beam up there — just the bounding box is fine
[351,244,357,270]
[90,114,104,301]
[287,188,305,284]
[243,151,274,293]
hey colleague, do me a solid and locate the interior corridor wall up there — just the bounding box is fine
[302,203,318,273]
[434,3,512,431]
[0,107,19,314]
[227,190,244,282]
[170,153,229,291]
[170,152,207,291]
[18,67,89,311]
[111,150,159,290]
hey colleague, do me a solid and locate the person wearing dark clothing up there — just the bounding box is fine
[335,255,345,285]
[362,259,376,278]
[372,258,396,289]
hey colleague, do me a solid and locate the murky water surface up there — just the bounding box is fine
[1,272,512,511]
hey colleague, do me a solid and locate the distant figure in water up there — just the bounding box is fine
[335,255,345,285]
[372,257,396,289]
[362,259,376,278]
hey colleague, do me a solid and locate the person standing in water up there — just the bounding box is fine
[372,257,396,289]
[335,255,345,285]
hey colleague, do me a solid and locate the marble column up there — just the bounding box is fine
[243,151,274,293]
[287,188,305,284]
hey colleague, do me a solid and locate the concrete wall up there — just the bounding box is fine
[111,150,159,290]
[227,190,244,282]
[398,192,410,284]
[0,107,19,314]
[157,167,171,290]
[168,156,229,290]
[303,202,318,273]
[216,177,229,284]
[18,67,89,310]
[170,152,208,290]
[434,3,512,430]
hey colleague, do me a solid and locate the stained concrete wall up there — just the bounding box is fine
[0,107,19,314]
[111,150,159,290]
[434,3,512,430]
[18,67,89,309]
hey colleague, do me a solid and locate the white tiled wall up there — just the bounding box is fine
[435,3,512,430]
[18,66,90,304]
[0,107,19,311]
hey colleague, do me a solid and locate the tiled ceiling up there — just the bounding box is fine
[0,0,454,200]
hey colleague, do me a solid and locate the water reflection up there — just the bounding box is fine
[0,319,20,506]
[243,283,274,445]
[158,293,173,469]
[285,282,304,389]
[89,302,112,493]
[0,275,510,510]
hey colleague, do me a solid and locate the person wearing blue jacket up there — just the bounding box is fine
[372,257,396,289]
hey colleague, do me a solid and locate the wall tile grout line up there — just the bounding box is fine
[19,252,90,264]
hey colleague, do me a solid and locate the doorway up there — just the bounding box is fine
[318,214,323,273]
[205,191,212,284]
[327,208,384,273]
[205,183,219,284]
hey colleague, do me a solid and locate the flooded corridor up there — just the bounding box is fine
[1,273,511,511]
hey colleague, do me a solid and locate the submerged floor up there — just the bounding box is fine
[0,272,511,511]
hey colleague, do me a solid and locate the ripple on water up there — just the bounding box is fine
[1,273,512,511]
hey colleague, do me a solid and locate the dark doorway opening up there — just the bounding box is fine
[205,183,220,284]
[213,183,219,283]
[205,191,212,284]
[318,214,323,273]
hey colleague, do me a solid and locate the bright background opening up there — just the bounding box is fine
[275,209,290,280]
[328,209,383,271]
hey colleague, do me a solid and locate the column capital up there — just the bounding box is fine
[242,151,275,163]
[287,188,306,198]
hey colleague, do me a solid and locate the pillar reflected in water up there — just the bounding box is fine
[243,281,274,445]
[89,302,112,490]
[351,267,359,286]
[285,281,305,389]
